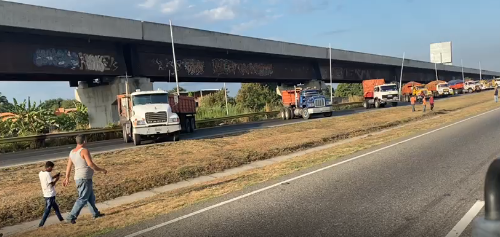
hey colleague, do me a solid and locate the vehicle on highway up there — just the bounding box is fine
[117,89,196,145]
[401,81,429,102]
[495,77,500,87]
[362,79,399,109]
[425,80,451,97]
[448,80,464,95]
[464,80,481,93]
[279,87,332,120]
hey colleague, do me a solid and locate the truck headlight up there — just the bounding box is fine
[134,119,146,126]
[169,117,180,123]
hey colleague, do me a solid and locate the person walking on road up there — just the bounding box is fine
[63,134,107,224]
[410,96,416,112]
[429,96,435,111]
[494,87,498,103]
[38,161,64,227]
[422,96,427,112]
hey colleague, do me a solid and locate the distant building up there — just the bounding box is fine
[54,108,77,116]
[179,89,221,106]
[0,112,16,122]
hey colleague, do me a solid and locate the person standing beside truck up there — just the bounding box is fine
[494,87,498,103]
[430,96,435,111]
[410,96,416,112]
[422,97,427,112]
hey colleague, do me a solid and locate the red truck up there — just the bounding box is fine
[117,90,196,145]
[448,80,464,94]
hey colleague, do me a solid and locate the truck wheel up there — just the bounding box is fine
[190,117,196,132]
[285,108,291,120]
[171,132,180,142]
[302,109,310,120]
[391,102,398,107]
[375,100,380,108]
[280,108,286,120]
[123,126,131,143]
[133,134,141,146]
[288,108,294,119]
[185,119,192,133]
[323,112,332,117]
[363,100,369,109]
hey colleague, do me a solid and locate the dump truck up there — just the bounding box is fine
[464,80,481,93]
[425,80,451,97]
[448,80,464,95]
[362,79,399,109]
[279,87,332,120]
[479,79,495,90]
[117,89,196,145]
[401,81,429,102]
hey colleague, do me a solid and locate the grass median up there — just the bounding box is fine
[0,92,494,229]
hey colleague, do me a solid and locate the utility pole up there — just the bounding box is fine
[169,20,180,96]
[224,83,229,116]
[479,61,482,80]
[329,43,333,103]
[399,52,405,100]
[435,63,439,81]
[461,59,465,84]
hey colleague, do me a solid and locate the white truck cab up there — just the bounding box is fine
[464,81,481,93]
[121,90,182,145]
[436,83,451,96]
[374,84,399,107]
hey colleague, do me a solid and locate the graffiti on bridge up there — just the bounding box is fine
[153,58,205,76]
[212,59,273,77]
[151,58,274,77]
[320,66,393,80]
[33,48,119,72]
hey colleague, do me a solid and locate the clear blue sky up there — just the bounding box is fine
[2,0,500,102]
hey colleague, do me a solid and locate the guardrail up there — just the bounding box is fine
[0,102,363,145]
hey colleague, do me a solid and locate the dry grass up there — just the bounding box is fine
[15,93,500,237]
[0,92,494,228]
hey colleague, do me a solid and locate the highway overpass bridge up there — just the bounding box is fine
[1,1,499,86]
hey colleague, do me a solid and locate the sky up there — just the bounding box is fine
[1,0,500,102]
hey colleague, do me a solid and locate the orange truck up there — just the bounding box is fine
[279,87,332,120]
[401,81,429,102]
[117,89,196,145]
[362,79,399,109]
[425,80,451,97]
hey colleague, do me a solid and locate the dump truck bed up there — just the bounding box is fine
[363,79,386,98]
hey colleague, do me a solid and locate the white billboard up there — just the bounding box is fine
[430,41,452,65]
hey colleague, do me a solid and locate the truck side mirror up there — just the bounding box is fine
[472,158,500,236]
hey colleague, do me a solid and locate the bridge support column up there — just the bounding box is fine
[75,77,153,128]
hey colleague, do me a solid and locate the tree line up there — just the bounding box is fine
[0,93,89,137]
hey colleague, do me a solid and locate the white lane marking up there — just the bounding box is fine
[124,107,500,237]
[445,201,485,237]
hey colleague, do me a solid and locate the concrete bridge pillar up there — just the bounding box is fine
[75,77,153,128]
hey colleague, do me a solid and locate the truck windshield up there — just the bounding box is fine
[380,85,397,91]
[439,83,449,87]
[132,94,169,105]
[302,90,321,97]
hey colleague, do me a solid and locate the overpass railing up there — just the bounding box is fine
[0,102,362,146]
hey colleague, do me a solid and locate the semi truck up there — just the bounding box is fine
[425,80,451,97]
[362,79,399,109]
[117,89,196,145]
[448,80,464,95]
[279,87,332,120]
[464,80,481,93]
[401,81,429,102]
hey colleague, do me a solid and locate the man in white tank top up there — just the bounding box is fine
[63,134,107,224]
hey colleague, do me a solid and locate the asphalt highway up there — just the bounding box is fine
[104,102,498,237]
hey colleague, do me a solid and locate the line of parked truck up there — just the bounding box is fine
[115,78,500,146]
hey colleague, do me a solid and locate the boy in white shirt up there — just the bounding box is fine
[38,161,64,227]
